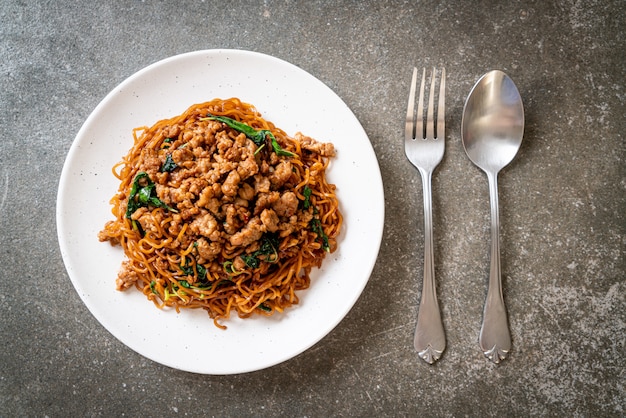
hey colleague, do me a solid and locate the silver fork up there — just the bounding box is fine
[404,67,446,364]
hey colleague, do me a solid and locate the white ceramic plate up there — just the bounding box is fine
[57,49,384,374]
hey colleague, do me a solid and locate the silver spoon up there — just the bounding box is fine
[461,70,524,363]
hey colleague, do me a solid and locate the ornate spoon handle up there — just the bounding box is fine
[479,171,511,363]
[414,170,446,364]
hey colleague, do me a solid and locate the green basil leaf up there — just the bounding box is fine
[126,171,178,218]
[205,114,295,157]
[302,186,312,210]
[310,218,330,252]
[160,153,177,172]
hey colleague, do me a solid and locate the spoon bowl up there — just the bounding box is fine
[462,70,524,172]
[461,70,524,363]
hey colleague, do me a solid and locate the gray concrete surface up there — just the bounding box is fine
[1,0,624,416]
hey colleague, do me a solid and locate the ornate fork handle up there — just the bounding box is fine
[413,168,446,364]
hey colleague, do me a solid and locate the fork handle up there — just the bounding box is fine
[414,169,446,364]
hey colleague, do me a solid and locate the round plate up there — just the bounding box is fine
[57,49,384,374]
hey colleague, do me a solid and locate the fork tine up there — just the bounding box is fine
[426,67,436,140]
[405,67,418,140]
[416,68,426,140]
[437,68,446,139]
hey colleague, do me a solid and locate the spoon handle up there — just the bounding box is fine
[414,169,446,364]
[480,171,512,363]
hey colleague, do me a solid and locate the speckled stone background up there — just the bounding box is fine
[1,1,624,416]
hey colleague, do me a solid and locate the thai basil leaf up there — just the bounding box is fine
[160,153,177,172]
[206,115,263,143]
[205,114,295,157]
[270,136,296,157]
[125,172,178,218]
[178,261,210,289]
[178,280,192,289]
[241,254,260,269]
[302,185,312,210]
[241,233,280,268]
[180,262,194,276]
[310,218,330,252]
[196,264,207,281]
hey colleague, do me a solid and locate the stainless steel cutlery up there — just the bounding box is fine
[405,68,524,364]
